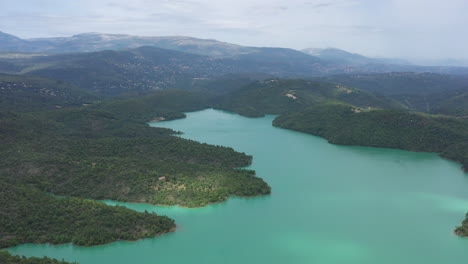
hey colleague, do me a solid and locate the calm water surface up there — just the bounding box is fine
[8,109,468,263]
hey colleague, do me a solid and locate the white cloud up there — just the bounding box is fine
[1,0,467,60]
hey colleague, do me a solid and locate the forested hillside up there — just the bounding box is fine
[214,79,405,117]
[0,251,77,264]
[315,73,468,117]
[0,107,270,207]
[1,65,467,252]
[272,102,468,171]
[95,89,212,122]
[0,82,270,252]
[316,72,468,95]
[0,182,175,248]
[0,73,97,112]
[455,213,468,237]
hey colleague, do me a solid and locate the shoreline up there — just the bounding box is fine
[272,122,468,173]
[5,227,177,251]
[102,192,271,209]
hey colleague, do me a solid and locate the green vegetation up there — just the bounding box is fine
[315,73,468,117]
[431,88,468,117]
[1,66,466,249]
[1,107,270,208]
[0,182,175,248]
[0,73,98,112]
[455,213,468,237]
[0,80,270,252]
[316,72,468,95]
[389,87,468,117]
[215,79,405,117]
[96,89,211,122]
[0,251,76,264]
[272,102,468,171]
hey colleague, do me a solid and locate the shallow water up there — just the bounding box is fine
[9,109,468,263]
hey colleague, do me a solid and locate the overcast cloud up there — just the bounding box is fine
[2,0,468,61]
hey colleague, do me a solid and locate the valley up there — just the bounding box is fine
[0,31,467,264]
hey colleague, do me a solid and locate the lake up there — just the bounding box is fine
[8,109,468,263]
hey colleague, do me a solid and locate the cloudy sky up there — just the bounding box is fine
[2,0,468,62]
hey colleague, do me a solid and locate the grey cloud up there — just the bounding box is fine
[1,0,468,60]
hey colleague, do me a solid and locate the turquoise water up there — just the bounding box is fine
[8,109,468,263]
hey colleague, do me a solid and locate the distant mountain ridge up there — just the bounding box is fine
[2,31,468,82]
[0,31,256,57]
[301,47,412,65]
[1,46,328,95]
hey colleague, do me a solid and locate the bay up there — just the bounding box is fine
[8,109,468,263]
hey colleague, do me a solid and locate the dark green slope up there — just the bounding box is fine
[24,47,218,95]
[96,89,212,122]
[190,73,272,95]
[431,88,468,117]
[0,182,175,249]
[316,72,468,95]
[0,251,77,264]
[0,83,270,252]
[215,79,405,117]
[385,86,468,117]
[314,73,468,117]
[455,214,468,237]
[0,107,270,208]
[20,47,293,96]
[11,47,329,96]
[272,102,468,171]
[0,60,25,73]
[0,73,98,112]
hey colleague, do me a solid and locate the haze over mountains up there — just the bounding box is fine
[1,31,467,69]
[0,31,253,57]
[0,30,467,117]
[2,0,468,261]
[2,31,468,95]
[1,23,468,264]
[301,48,412,66]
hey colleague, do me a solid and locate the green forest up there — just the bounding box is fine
[1,65,467,261]
[0,182,175,248]
[455,213,468,237]
[0,251,76,264]
[272,102,468,171]
[0,75,271,255]
[0,107,270,208]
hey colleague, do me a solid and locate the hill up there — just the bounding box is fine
[2,31,468,79]
[0,31,255,57]
[315,72,468,95]
[315,73,468,117]
[272,102,468,171]
[302,48,390,65]
[0,73,98,112]
[23,47,224,95]
[0,46,327,95]
[1,104,270,207]
[214,79,405,117]
[390,86,468,116]
[431,88,468,117]
[0,46,336,95]
[0,182,175,248]
[0,80,271,251]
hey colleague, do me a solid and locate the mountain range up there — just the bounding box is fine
[2,31,468,75]
[302,48,412,66]
[1,27,468,261]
